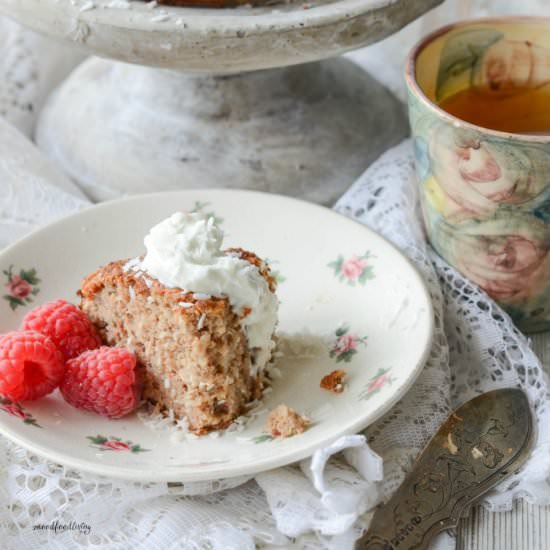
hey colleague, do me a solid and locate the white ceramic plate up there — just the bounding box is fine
[0,190,433,482]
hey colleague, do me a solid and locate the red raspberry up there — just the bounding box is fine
[0,331,65,401]
[21,300,101,361]
[60,347,140,418]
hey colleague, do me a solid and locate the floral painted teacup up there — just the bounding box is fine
[406,17,550,332]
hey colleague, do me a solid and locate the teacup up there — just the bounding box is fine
[406,17,550,333]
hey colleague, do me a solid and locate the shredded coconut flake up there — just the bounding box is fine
[143,277,153,289]
[197,313,206,330]
[151,13,170,22]
[123,257,141,273]
[268,367,282,380]
[193,293,211,301]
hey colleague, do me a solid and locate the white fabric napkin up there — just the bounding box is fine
[0,117,88,249]
[1,116,549,549]
[0,17,84,138]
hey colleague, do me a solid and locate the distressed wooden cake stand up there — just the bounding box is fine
[0,0,441,203]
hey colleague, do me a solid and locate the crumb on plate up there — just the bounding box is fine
[320,369,347,393]
[265,404,309,438]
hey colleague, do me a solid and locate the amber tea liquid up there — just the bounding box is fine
[438,85,550,135]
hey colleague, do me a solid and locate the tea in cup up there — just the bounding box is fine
[406,17,550,332]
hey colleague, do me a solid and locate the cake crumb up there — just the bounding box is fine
[320,370,347,393]
[265,404,309,438]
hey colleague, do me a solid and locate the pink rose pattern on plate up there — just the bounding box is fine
[0,397,41,427]
[410,29,550,331]
[329,325,368,363]
[252,433,275,444]
[359,368,396,401]
[87,435,149,453]
[328,252,374,286]
[2,265,40,311]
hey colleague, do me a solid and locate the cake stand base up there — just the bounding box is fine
[36,57,408,204]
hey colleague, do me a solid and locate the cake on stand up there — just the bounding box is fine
[0,0,441,204]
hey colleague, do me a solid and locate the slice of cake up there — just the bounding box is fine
[79,212,278,434]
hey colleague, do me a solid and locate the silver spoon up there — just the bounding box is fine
[355,388,534,550]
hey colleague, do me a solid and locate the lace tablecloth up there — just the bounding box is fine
[1,9,550,549]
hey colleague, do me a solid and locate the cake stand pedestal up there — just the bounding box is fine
[0,0,441,204]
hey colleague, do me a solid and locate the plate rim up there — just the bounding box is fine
[0,189,434,481]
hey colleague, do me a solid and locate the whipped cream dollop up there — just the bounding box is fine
[140,212,278,373]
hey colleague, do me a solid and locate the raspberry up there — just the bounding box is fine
[60,347,140,418]
[21,300,101,361]
[0,331,65,401]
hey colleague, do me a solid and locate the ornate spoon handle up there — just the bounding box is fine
[356,388,534,550]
